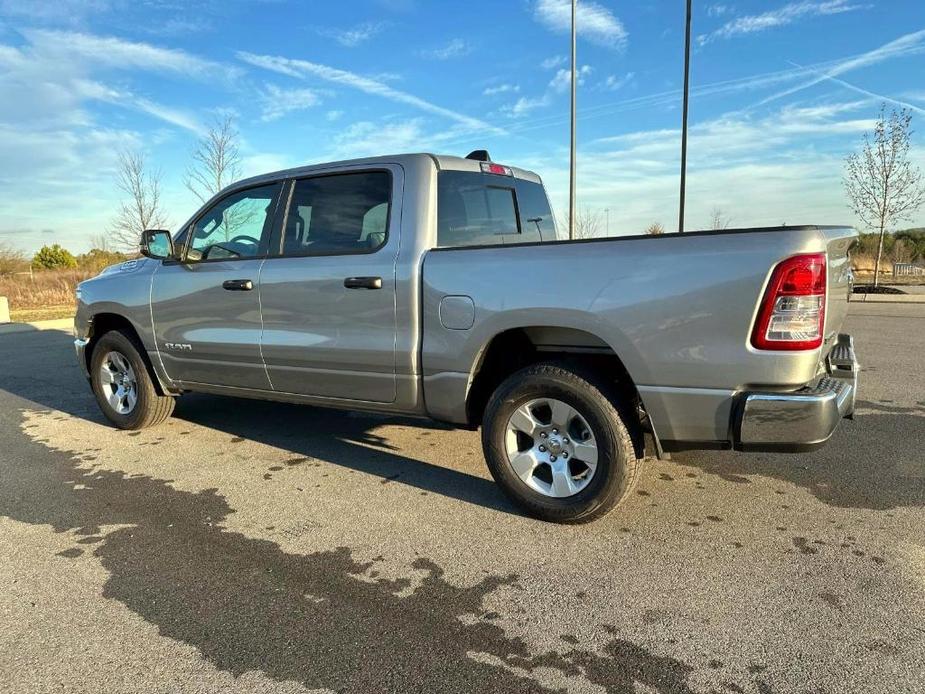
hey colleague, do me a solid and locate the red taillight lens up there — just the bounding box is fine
[751,253,826,351]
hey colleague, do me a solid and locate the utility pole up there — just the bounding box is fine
[678,0,692,233]
[569,0,577,240]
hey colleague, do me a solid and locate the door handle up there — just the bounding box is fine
[222,279,253,291]
[343,276,382,290]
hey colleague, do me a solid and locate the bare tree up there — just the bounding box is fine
[185,115,242,204]
[89,232,112,252]
[559,207,604,239]
[645,222,665,235]
[708,206,732,230]
[109,150,169,251]
[844,105,925,286]
[0,240,28,275]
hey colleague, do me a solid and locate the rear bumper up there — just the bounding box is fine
[734,334,858,452]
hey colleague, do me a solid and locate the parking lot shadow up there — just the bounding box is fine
[0,411,729,694]
[172,392,520,515]
[674,402,925,510]
[0,328,515,516]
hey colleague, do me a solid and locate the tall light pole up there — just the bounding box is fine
[678,0,692,233]
[569,0,577,240]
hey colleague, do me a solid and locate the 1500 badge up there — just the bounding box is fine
[164,343,193,351]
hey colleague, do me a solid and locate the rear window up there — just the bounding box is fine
[437,171,555,248]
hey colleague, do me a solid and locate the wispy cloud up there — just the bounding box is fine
[259,84,322,122]
[699,1,865,45]
[541,55,566,70]
[483,83,520,96]
[319,21,387,47]
[549,65,592,94]
[504,65,591,117]
[238,51,503,134]
[22,29,237,81]
[534,0,628,49]
[755,28,925,106]
[72,79,205,134]
[420,38,471,60]
[600,72,635,92]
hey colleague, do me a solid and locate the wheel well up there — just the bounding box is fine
[87,313,170,397]
[465,327,649,456]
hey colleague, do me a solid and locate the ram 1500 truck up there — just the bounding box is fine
[75,152,859,522]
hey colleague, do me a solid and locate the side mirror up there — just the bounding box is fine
[140,229,175,260]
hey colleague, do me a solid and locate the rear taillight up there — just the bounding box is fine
[751,253,826,351]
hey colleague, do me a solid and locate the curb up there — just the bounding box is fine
[850,294,925,303]
[0,318,74,335]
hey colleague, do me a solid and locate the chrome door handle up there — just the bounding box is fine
[222,279,253,291]
[343,276,382,290]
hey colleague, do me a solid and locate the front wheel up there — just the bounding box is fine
[90,330,175,430]
[481,362,640,523]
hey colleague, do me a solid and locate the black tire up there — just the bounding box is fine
[481,361,640,523]
[89,329,175,430]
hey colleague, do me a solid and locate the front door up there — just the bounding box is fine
[151,182,282,390]
[259,168,400,403]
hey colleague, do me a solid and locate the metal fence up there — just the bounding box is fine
[894,263,925,277]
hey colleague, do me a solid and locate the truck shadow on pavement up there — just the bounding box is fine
[673,403,925,510]
[1,411,746,694]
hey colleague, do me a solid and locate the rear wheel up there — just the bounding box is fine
[481,362,639,523]
[90,330,175,430]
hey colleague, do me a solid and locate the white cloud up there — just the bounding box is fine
[601,72,635,91]
[504,65,591,117]
[707,4,734,17]
[326,109,344,121]
[698,1,865,44]
[549,65,592,93]
[534,0,628,49]
[238,51,503,134]
[483,83,520,96]
[421,38,471,60]
[506,94,552,118]
[259,84,322,122]
[541,55,567,70]
[320,21,388,47]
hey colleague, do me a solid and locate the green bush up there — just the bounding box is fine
[31,244,78,270]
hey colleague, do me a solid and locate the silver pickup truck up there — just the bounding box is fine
[75,152,859,522]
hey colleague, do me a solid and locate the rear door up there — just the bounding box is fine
[150,182,282,390]
[258,167,400,402]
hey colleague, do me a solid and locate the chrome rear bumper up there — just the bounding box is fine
[734,334,858,452]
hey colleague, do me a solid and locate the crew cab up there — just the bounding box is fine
[75,152,859,522]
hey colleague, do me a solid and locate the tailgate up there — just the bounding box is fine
[821,226,857,346]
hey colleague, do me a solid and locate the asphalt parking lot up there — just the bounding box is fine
[0,303,923,694]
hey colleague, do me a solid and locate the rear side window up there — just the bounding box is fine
[437,171,522,248]
[514,178,558,241]
[281,171,391,256]
[437,171,556,247]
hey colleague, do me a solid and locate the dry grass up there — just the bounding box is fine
[0,269,93,314]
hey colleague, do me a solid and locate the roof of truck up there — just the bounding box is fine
[231,152,543,191]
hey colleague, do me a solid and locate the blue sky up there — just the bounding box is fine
[2,0,925,253]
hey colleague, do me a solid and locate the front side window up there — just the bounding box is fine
[188,183,280,261]
[281,171,391,256]
[437,171,522,248]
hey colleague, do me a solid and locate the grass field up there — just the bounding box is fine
[0,270,90,322]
